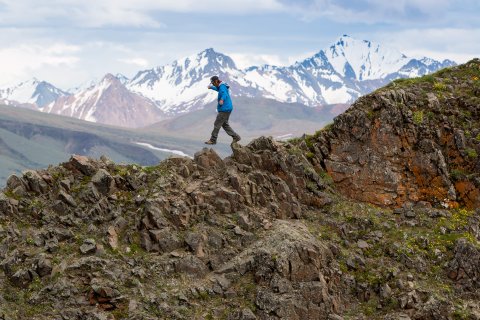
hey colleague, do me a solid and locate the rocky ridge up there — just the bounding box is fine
[304,59,480,208]
[0,60,479,319]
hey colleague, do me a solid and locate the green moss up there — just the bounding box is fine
[426,111,435,121]
[413,110,424,125]
[4,189,21,201]
[306,181,318,193]
[319,171,334,185]
[465,148,478,159]
[433,82,447,91]
[322,122,333,131]
[476,133,480,141]
[111,307,130,319]
[452,305,471,320]
[287,137,301,144]
[392,74,435,87]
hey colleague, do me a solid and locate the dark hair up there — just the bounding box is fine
[210,76,219,83]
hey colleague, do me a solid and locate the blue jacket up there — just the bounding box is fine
[209,83,233,112]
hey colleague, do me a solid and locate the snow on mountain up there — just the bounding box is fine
[115,73,130,86]
[127,48,257,114]
[0,35,456,128]
[125,35,455,111]
[325,35,409,80]
[45,74,167,128]
[0,78,68,107]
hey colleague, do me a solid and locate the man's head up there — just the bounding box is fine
[210,75,221,87]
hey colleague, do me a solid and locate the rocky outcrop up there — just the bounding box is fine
[307,59,480,208]
[0,136,338,319]
[447,238,480,291]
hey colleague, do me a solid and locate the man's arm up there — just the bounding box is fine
[208,84,219,91]
[218,85,227,105]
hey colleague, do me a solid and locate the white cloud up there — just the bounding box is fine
[371,28,480,63]
[276,0,476,24]
[118,58,150,67]
[0,43,80,86]
[0,0,283,28]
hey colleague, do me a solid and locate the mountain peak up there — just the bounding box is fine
[102,73,117,81]
[202,47,217,55]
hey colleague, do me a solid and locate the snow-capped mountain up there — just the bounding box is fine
[127,48,257,114]
[127,35,455,111]
[0,35,456,128]
[44,74,166,128]
[0,78,69,108]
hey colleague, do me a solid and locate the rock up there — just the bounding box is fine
[88,279,122,310]
[238,212,253,231]
[6,174,27,196]
[447,238,480,290]
[380,283,392,300]
[148,228,182,253]
[175,255,208,277]
[0,192,15,215]
[404,210,416,218]
[393,208,403,215]
[91,169,115,195]
[185,232,206,257]
[357,240,369,249]
[80,239,97,254]
[58,190,77,207]
[22,170,49,194]
[45,237,59,253]
[239,308,257,320]
[194,148,224,169]
[11,269,32,287]
[107,226,118,250]
[385,313,412,320]
[36,254,53,277]
[213,274,231,292]
[68,155,97,176]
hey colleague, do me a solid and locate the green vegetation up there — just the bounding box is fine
[450,168,467,181]
[465,148,478,159]
[392,74,435,87]
[319,171,334,185]
[413,110,424,125]
[433,82,447,91]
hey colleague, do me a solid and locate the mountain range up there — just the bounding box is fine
[0,35,455,128]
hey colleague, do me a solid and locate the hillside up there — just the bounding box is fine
[0,59,479,320]
[0,106,206,186]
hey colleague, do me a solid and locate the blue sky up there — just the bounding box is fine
[0,0,479,89]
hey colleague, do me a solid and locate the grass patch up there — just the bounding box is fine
[413,110,424,125]
[433,82,447,91]
[319,171,334,185]
[391,74,435,87]
[465,148,478,159]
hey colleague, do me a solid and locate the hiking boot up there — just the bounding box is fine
[232,136,241,143]
[204,140,216,145]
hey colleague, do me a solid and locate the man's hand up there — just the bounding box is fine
[219,99,224,105]
[208,84,212,89]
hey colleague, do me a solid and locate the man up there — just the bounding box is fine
[205,75,241,145]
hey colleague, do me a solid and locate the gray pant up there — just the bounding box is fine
[210,112,239,142]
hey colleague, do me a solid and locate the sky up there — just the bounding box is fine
[0,0,479,89]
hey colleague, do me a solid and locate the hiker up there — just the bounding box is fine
[204,76,241,145]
